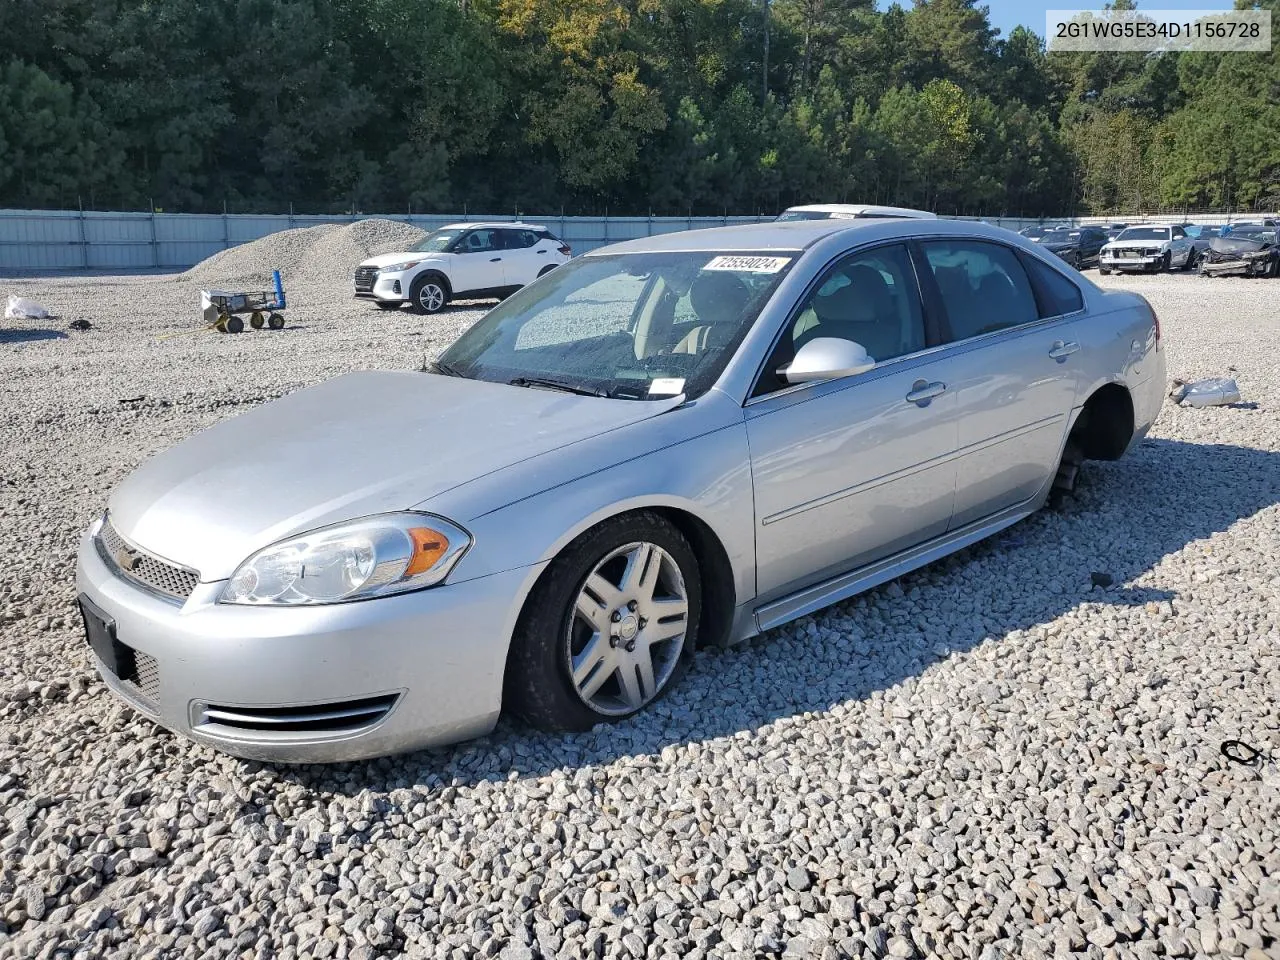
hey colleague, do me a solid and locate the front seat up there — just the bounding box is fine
[795,265,901,361]
[673,272,753,354]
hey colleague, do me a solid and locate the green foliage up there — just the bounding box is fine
[0,0,1272,214]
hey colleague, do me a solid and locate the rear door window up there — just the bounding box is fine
[1021,255,1084,318]
[921,240,1040,341]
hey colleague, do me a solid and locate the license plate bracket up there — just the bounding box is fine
[79,594,136,682]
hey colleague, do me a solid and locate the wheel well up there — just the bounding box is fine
[649,507,736,650]
[414,270,451,296]
[514,506,737,654]
[537,264,557,277]
[1070,383,1134,461]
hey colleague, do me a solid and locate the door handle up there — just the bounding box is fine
[1048,340,1080,361]
[489,257,502,262]
[906,380,946,406]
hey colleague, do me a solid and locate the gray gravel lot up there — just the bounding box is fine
[2,245,1279,960]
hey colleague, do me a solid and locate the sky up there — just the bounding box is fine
[976,0,1239,38]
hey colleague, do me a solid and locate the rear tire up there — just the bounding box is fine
[1049,438,1084,508]
[225,315,244,334]
[506,512,701,732]
[267,313,285,330]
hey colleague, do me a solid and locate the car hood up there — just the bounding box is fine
[1209,236,1272,255]
[358,252,448,269]
[108,371,683,580]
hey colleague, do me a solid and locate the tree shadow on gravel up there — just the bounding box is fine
[0,327,66,343]
[273,435,1280,795]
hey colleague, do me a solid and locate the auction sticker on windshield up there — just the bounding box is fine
[704,256,792,273]
[648,378,686,396]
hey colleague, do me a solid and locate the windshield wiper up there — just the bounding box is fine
[508,376,606,397]
[430,359,467,378]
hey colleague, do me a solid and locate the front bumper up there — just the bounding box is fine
[1100,252,1162,271]
[76,520,539,762]
[1200,257,1270,277]
[354,269,411,303]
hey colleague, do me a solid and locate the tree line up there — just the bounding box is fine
[0,0,1276,217]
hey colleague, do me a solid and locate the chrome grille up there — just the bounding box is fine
[97,518,200,601]
[121,650,161,707]
[354,266,378,292]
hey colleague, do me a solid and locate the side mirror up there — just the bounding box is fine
[780,337,876,384]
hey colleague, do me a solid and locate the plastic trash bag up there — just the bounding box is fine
[4,295,52,322]
[1169,377,1241,407]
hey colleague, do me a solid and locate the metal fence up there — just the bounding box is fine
[0,210,788,272]
[3,208,1263,272]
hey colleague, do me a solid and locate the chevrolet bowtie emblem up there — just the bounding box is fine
[115,545,142,572]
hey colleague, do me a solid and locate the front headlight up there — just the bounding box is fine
[220,513,471,606]
[382,260,423,273]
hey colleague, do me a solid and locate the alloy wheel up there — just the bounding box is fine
[418,283,445,312]
[566,541,689,715]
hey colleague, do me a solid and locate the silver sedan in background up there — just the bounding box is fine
[77,219,1166,761]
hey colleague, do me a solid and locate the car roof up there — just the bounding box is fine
[438,221,548,231]
[585,217,1027,255]
[781,203,938,219]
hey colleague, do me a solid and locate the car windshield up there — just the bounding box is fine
[436,251,796,400]
[1116,227,1168,241]
[1019,227,1051,239]
[410,228,464,253]
[1045,230,1080,241]
[776,210,832,221]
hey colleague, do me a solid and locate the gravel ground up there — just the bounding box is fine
[2,249,1279,960]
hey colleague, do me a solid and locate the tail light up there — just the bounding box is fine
[1141,296,1161,345]
[558,243,572,256]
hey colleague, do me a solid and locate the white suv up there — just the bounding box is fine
[776,203,938,221]
[354,222,572,313]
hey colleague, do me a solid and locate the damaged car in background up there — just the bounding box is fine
[1199,225,1280,278]
[1038,226,1108,270]
[1099,224,1196,275]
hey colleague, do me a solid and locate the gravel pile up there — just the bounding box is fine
[178,219,426,297]
[2,267,1279,960]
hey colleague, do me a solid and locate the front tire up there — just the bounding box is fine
[1099,266,1111,276]
[409,274,449,314]
[1158,252,1171,273]
[506,512,701,732]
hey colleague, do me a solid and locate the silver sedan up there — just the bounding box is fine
[76,219,1167,761]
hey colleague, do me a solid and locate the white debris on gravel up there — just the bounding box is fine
[2,265,1279,960]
